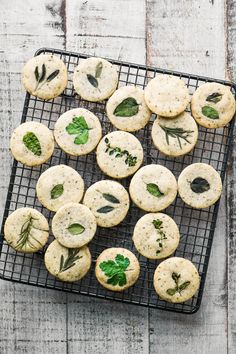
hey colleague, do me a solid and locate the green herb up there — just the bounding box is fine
[99,254,130,286]
[190,177,210,193]
[23,132,42,156]
[104,137,137,167]
[160,125,194,149]
[87,74,98,88]
[202,105,219,119]
[59,248,82,273]
[152,219,167,255]
[15,215,46,250]
[166,272,191,296]
[65,116,90,145]
[95,61,103,78]
[34,64,59,90]
[51,184,64,199]
[206,92,222,103]
[97,205,114,213]
[146,183,164,197]
[67,223,85,235]
[46,69,60,82]
[102,193,120,204]
[113,97,139,117]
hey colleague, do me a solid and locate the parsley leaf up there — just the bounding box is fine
[65,116,90,145]
[99,254,130,286]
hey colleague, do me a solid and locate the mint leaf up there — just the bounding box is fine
[23,132,42,156]
[146,183,164,197]
[67,223,85,235]
[51,184,64,199]
[65,116,90,145]
[99,253,130,286]
[202,105,219,119]
[114,97,139,117]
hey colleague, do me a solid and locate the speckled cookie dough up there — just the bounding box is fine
[144,74,190,117]
[51,203,97,248]
[96,131,143,179]
[95,247,140,291]
[73,57,118,102]
[54,108,102,156]
[178,163,222,209]
[83,180,130,228]
[191,82,236,128]
[22,54,68,100]
[106,85,152,132]
[4,207,49,253]
[151,112,198,157]
[36,165,84,212]
[153,257,200,303]
[44,240,91,282]
[129,164,177,212]
[133,213,180,259]
[10,121,54,166]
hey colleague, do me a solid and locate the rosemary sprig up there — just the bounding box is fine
[166,272,191,296]
[15,215,46,250]
[104,137,137,167]
[59,248,82,273]
[159,125,194,149]
[152,219,167,255]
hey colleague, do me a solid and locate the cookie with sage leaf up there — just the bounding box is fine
[73,57,118,102]
[191,82,236,128]
[10,121,54,166]
[95,248,140,291]
[22,54,68,100]
[178,163,222,209]
[36,165,84,212]
[153,257,200,303]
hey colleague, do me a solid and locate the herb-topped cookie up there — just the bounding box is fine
[4,207,49,253]
[36,165,84,212]
[51,203,97,248]
[10,121,54,166]
[153,257,200,303]
[129,164,177,212]
[144,74,190,117]
[191,82,236,128]
[54,108,102,156]
[178,163,222,209]
[83,180,130,228]
[22,54,68,100]
[44,240,91,282]
[73,57,118,102]
[133,213,180,259]
[106,86,152,132]
[95,248,140,291]
[151,112,198,157]
[96,131,143,179]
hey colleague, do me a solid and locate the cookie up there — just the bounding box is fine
[96,131,143,179]
[54,108,102,156]
[151,112,198,157]
[51,203,97,248]
[10,121,54,166]
[22,54,68,100]
[178,163,222,209]
[4,207,49,253]
[133,213,180,259]
[191,82,236,128]
[83,180,130,228]
[36,165,84,212]
[44,240,91,282]
[73,57,118,102]
[153,257,200,303]
[129,164,177,212]
[95,247,140,291]
[144,74,190,117]
[106,85,152,132]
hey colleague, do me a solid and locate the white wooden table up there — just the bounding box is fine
[0,1,235,353]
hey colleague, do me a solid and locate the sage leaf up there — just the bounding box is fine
[47,69,60,82]
[113,97,139,117]
[202,105,219,119]
[95,62,103,78]
[97,205,114,213]
[102,193,120,204]
[206,92,222,103]
[190,177,210,193]
[23,132,42,156]
[38,64,46,83]
[87,74,98,88]
[67,223,85,235]
[51,184,64,199]
[146,183,164,197]
[34,66,39,81]
[179,281,190,292]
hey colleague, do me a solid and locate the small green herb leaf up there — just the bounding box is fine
[74,129,89,144]
[202,105,219,119]
[39,64,46,83]
[23,132,42,156]
[65,116,90,145]
[190,177,210,193]
[104,138,137,167]
[179,281,191,292]
[172,272,181,283]
[87,74,98,88]
[206,92,222,103]
[166,288,177,296]
[102,193,120,204]
[113,97,139,117]
[51,184,64,199]
[97,205,114,213]
[95,61,103,78]
[166,272,191,296]
[99,254,130,287]
[34,66,39,81]
[152,219,163,229]
[146,183,164,197]
[47,69,60,82]
[67,223,85,235]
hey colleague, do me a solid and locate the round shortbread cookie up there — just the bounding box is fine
[96,131,143,179]
[44,240,91,282]
[133,213,180,259]
[51,203,97,248]
[22,54,68,100]
[54,108,102,156]
[83,180,130,228]
[144,74,190,117]
[191,82,236,128]
[10,121,54,166]
[153,257,200,303]
[151,112,198,157]
[4,207,49,253]
[73,57,118,102]
[129,164,177,212]
[95,247,140,291]
[178,163,222,209]
[106,85,152,132]
[36,165,84,212]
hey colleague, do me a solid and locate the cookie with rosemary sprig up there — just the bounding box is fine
[22,54,68,100]
[153,257,200,303]
[151,112,198,157]
[4,208,49,253]
[73,57,118,102]
[44,240,91,282]
[133,213,180,259]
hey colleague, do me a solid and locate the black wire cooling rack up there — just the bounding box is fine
[0,48,235,314]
